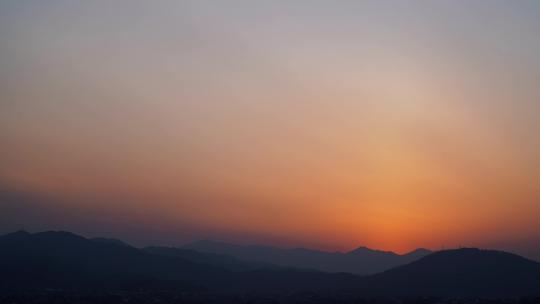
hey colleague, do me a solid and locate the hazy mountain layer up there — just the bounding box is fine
[184,239,431,274]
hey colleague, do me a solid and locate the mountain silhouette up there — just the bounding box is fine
[2,230,540,296]
[368,248,540,296]
[0,231,359,292]
[184,240,431,274]
[0,230,225,291]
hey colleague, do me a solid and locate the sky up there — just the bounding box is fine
[1,1,540,259]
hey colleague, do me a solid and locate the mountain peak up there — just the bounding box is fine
[347,246,396,256]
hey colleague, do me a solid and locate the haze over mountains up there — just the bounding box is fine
[1,230,540,297]
[184,240,431,274]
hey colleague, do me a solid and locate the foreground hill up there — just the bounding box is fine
[184,240,431,274]
[369,248,540,296]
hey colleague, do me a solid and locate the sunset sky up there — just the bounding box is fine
[1,1,540,258]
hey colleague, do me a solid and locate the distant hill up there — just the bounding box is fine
[143,246,279,272]
[368,248,540,296]
[91,237,132,248]
[184,239,431,274]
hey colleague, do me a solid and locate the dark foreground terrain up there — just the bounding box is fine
[1,291,539,304]
[1,230,540,301]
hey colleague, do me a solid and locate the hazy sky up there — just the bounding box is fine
[1,1,540,258]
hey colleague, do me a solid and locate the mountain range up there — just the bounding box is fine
[1,230,540,296]
[184,239,431,274]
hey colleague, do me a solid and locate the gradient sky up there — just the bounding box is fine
[1,1,540,258]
